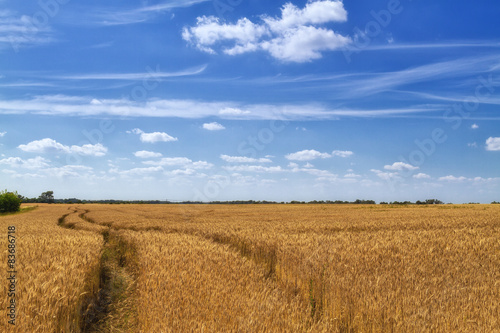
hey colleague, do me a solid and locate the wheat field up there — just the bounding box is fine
[1,203,499,332]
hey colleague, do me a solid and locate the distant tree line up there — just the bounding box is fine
[10,190,499,205]
[20,191,55,204]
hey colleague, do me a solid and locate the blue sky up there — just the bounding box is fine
[1,0,499,203]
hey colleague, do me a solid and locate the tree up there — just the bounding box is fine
[39,191,55,204]
[0,190,22,213]
[425,199,443,205]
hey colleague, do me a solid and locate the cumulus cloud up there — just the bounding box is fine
[220,155,272,163]
[203,122,225,131]
[182,0,351,63]
[344,173,361,178]
[0,156,50,169]
[471,124,479,129]
[439,175,468,182]
[331,150,353,158]
[223,165,284,173]
[70,143,108,156]
[134,151,163,158]
[413,173,431,179]
[143,157,213,169]
[285,149,352,161]
[371,169,400,181]
[129,128,178,143]
[112,166,164,177]
[18,138,70,154]
[486,137,500,151]
[384,162,419,171]
[285,149,331,161]
[17,138,107,156]
[0,131,6,137]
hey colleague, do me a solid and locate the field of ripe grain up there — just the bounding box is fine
[0,205,103,332]
[1,204,499,332]
[84,203,500,332]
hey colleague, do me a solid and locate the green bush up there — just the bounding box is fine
[0,190,22,213]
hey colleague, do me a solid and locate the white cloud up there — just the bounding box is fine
[182,16,267,54]
[331,150,353,158]
[0,94,442,120]
[87,0,211,26]
[0,11,54,52]
[0,156,50,169]
[223,165,284,173]
[220,155,272,163]
[262,1,347,32]
[439,175,468,182]
[260,25,350,63]
[134,151,163,158]
[112,166,164,177]
[70,143,107,157]
[219,107,251,116]
[53,65,207,81]
[413,173,431,179]
[344,173,361,178]
[17,138,107,156]
[471,177,500,184]
[0,131,6,137]
[130,128,178,143]
[471,124,479,129]
[468,142,477,148]
[384,162,419,171]
[44,165,94,178]
[144,157,192,166]
[371,169,400,181]
[18,138,70,154]
[285,149,331,161]
[203,122,225,131]
[168,168,196,176]
[183,0,351,63]
[191,161,213,169]
[288,163,338,180]
[143,157,213,169]
[486,137,500,151]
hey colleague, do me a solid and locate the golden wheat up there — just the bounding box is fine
[0,204,103,332]
[85,203,500,332]
[2,203,499,332]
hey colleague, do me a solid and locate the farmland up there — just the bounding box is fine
[1,203,499,332]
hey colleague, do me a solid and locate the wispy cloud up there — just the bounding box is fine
[338,55,500,97]
[0,94,444,120]
[220,155,272,163]
[0,11,54,51]
[89,0,210,26]
[357,41,500,51]
[49,65,207,81]
[395,90,500,106]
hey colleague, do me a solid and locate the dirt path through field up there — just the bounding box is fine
[57,208,138,332]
